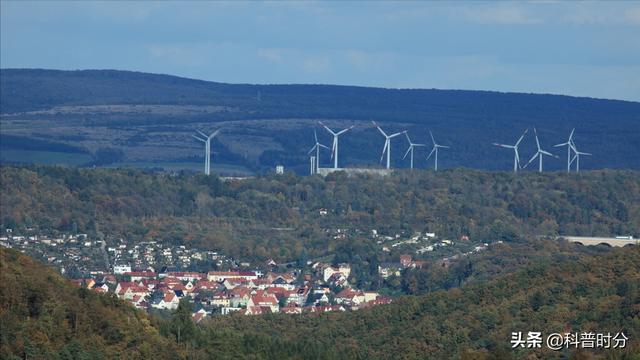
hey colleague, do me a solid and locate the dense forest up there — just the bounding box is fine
[1,69,639,171]
[2,245,638,359]
[1,166,638,264]
[0,248,179,359]
[193,246,640,359]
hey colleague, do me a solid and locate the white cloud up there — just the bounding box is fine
[301,56,329,73]
[257,48,283,64]
[625,7,640,26]
[454,4,543,25]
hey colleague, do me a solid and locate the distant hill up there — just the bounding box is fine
[1,69,639,172]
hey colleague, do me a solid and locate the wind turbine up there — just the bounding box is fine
[493,128,528,173]
[554,128,576,173]
[372,121,405,169]
[570,140,591,173]
[319,121,354,169]
[403,132,425,170]
[308,130,329,173]
[523,127,558,172]
[426,131,449,171]
[192,128,221,175]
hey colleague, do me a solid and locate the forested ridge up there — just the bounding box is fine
[1,246,638,359]
[1,165,638,263]
[0,248,179,359]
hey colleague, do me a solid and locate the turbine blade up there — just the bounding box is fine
[319,144,330,149]
[380,141,389,163]
[192,135,206,142]
[426,147,436,161]
[540,150,553,156]
[336,127,352,135]
[525,152,538,168]
[553,142,568,147]
[494,143,514,149]
[515,128,529,146]
[429,131,436,145]
[389,132,403,138]
[308,145,317,155]
[314,130,318,143]
[404,132,412,144]
[534,127,540,150]
[403,146,411,160]
[374,123,387,137]
[209,129,221,139]
[196,130,207,138]
[319,121,336,135]
[569,128,575,141]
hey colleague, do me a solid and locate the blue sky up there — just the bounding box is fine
[2,1,639,101]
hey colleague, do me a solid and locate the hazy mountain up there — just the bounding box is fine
[1,69,639,173]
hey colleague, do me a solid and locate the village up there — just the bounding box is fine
[0,227,499,322]
[0,229,401,321]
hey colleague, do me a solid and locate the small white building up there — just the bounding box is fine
[113,264,132,274]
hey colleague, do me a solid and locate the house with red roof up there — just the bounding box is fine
[152,291,181,310]
[115,282,150,300]
[247,290,279,313]
[229,287,252,308]
[334,288,365,307]
[192,309,208,323]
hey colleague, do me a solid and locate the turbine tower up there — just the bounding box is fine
[372,121,405,169]
[308,130,329,173]
[493,128,528,173]
[554,128,576,173]
[192,128,221,175]
[426,130,449,171]
[319,121,354,169]
[403,132,425,170]
[523,127,558,172]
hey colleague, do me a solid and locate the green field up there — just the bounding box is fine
[0,149,92,166]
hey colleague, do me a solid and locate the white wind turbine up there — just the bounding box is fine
[319,121,354,169]
[426,130,449,171]
[403,132,426,170]
[523,127,558,172]
[372,121,405,169]
[554,128,576,173]
[493,128,528,173]
[570,141,591,173]
[308,130,330,173]
[192,128,221,175]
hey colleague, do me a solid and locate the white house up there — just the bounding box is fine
[113,264,132,275]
